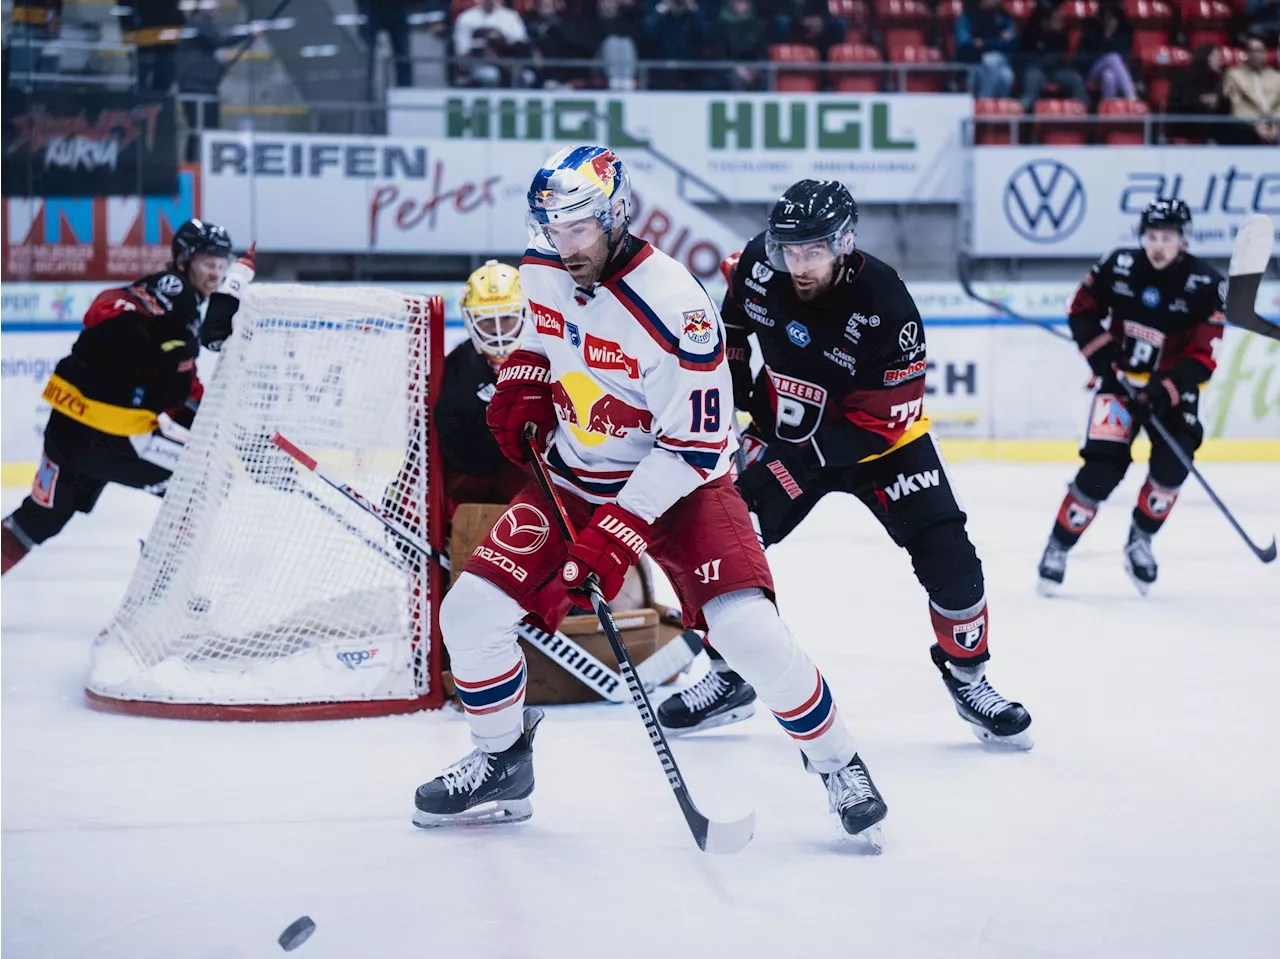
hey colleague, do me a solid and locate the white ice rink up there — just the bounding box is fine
[3,460,1279,959]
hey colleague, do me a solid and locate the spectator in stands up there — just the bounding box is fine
[177,7,252,163]
[526,0,596,87]
[1167,43,1230,141]
[1075,0,1137,101]
[1018,2,1088,110]
[453,0,531,87]
[708,0,770,89]
[643,0,710,90]
[956,0,1018,99]
[787,0,847,60]
[1247,0,1280,46]
[591,0,643,89]
[356,0,414,94]
[122,0,185,95]
[1222,33,1280,144]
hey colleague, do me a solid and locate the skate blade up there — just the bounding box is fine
[662,703,756,738]
[1123,562,1153,597]
[969,724,1034,751]
[838,821,885,855]
[412,798,532,829]
[1035,577,1061,597]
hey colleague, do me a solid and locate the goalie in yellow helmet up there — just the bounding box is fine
[460,259,525,369]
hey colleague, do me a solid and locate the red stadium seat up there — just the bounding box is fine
[1098,97,1151,144]
[828,0,872,44]
[1034,98,1090,144]
[1058,0,1101,54]
[974,97,1025,144]
[876,0,930,52]
[1004,0,1037,25]
[828,42,883,92]
[1218,46,1247,69]
[1180,0,1233,50]
[889,43,944,93]
[1140,44,1191,110]
[769,43,822,92]
[1126,0,1174,57]
[936,0,963,59]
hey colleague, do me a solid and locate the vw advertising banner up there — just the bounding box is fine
[972,147,1280,257]
[387,89,971,203]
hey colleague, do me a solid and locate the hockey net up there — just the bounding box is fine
[86,286,446,719]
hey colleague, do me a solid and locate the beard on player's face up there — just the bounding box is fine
[546,219,625,288]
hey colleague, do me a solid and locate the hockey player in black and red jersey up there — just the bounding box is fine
[1037,200,1226,596]
[0,219,254,574]
[657,179,1032,749]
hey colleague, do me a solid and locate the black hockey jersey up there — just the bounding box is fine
[721,233,930,469]
[1068,248,1225,390]
[43,269,205,437]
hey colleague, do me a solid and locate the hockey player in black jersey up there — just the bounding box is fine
[1037,200,1226,596]
[1,219,254,574]
[658,180,1031,749]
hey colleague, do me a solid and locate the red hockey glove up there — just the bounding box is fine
[486,350,555,465]
[561,504,654,603]
[1129,374,1181,425]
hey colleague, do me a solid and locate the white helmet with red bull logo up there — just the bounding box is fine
[526,145,632,241]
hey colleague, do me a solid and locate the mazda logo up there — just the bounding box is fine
[1003,160,1086,244]
[490,503,550,555]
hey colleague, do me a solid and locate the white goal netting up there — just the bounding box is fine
[87,286,444,718]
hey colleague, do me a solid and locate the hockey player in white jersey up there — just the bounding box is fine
[413,145,887,841]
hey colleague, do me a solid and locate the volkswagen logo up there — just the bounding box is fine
[1003,160,1086,244]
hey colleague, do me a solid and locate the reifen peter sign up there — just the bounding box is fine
[387,90,971,203]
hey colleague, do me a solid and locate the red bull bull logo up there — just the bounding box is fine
[555,372,653,445]
[551,380,579,427]
[588,151,620,193]
[585,394,653,438]
[682,309,713,345]
[533,189,557,208]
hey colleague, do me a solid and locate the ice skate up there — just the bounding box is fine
[413,707,544,828]
[657,660,756,736]
[1123,524,1157,596]
[931,645,1032,749]
[1036,536,1069,596]
[806,753,888,850]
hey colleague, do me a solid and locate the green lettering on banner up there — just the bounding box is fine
[871,103,914,150]
[553,100,596,140]
[764,102,805,150]
[1251,338,1280,422]
[604,101,647,147]
[446,98,489,138]
[525,99,544,139]
[709,101,752,149]
[499,99,519,139]
[1207,334,1280,436]
[816,102,861,150]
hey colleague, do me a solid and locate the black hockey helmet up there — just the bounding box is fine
[764,180,858,271]
[171,218,232,264]
[1139,199,1191,236]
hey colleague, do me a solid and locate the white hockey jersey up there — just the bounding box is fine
[519,237,737,524]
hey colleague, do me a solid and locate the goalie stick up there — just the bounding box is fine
[1226,213,1280,342]
[524,429,756,855]
[269,432,701,701]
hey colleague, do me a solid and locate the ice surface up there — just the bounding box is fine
[4,461,1279,959]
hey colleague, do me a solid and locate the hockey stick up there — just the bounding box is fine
[270,431,701,700]
[523,429,756,854]
[1116,381,1276,563]
[1226,214,1280,342]
[956,253,1075,342]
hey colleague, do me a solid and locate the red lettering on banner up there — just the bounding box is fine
[584,334,640,378]
[367,160,501,247]
[530,301,565,338]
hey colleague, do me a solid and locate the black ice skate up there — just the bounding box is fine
[413,707,544,828]
[1036,536,1069,596]
[657,662,756,736]
[805,753,888,849]
[1123,524,1157,596]
[931,645,1033,749]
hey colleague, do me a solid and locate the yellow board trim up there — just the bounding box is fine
[41,375,158,438]
[4,438,1277,489]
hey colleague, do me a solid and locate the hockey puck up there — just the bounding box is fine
[278,916,316,951]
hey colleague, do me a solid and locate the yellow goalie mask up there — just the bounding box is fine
[460,259,524,363]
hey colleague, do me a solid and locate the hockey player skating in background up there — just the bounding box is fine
[1037,200,1226,595]
[1,220,255,575]
[658,180,1032,750]
[413,146,888,841]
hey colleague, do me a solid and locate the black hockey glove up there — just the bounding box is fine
[1128,375,1181,425]
[736,438,818,534]
[1082,337,1121,379]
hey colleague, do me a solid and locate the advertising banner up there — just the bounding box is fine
[386,89,970,203]
[200,133,743,280]
[1,164,201,281]
[971,147,1280,257]
[1,91,179,197]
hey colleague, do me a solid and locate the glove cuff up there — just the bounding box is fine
[218,259,255,299]
[496,350,551,386]
[589,504,653,564]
